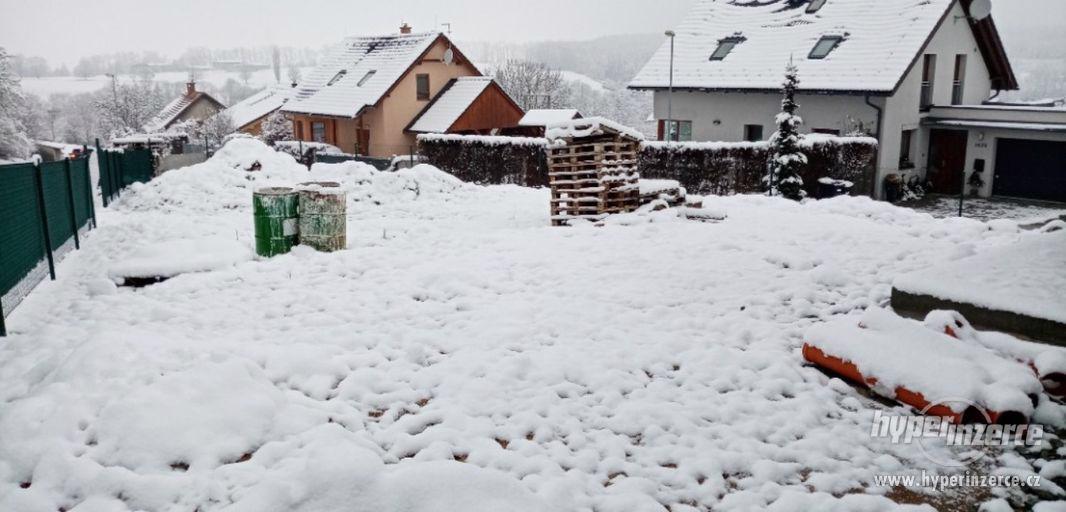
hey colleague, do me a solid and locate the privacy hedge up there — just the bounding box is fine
[639,135,878,197]
[417,134,549,187]
[418,133,878,197]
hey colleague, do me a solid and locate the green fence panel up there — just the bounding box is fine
[122,149,154,186]
[0,163,47,297]
[71,158,91,228]
[41,161,75,249]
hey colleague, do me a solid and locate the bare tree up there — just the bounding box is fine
[287,65,302,86]
[493,59,571,110]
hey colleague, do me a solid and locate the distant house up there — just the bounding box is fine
[145,81,226,133]
[282,25,524,157]
[630,0,1066,202]
[224,85,294,135]
[509,109,583,136]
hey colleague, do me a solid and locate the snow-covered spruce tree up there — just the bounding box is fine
[764,61,807,200]
[259,110,293,146]
[0,47,34,160]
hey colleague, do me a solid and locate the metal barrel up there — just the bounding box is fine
[253,187,299,257]
[297,182,346,252]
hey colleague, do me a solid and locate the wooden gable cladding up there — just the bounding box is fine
[960,0,1019,91]
[447,82,525,134]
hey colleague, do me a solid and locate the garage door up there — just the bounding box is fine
[993,138,1066,202]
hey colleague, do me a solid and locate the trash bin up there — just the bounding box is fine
[817,178,854,199]
[883,174,903,203]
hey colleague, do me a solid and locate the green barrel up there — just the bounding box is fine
[253,187,299,257]
[298,182,346,252]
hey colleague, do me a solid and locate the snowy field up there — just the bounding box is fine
[19,68,316,99]
[1,139,1064,512]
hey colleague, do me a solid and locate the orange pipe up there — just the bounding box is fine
[803,343,1026,425]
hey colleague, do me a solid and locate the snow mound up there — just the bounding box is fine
[115,138,310,213]
[894,230,1066,324]
[107,236,251,281]
[115,138,476,217]
[93,360,285,471]
[224,425,552,512]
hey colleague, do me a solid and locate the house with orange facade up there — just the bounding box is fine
[281,25,524,158]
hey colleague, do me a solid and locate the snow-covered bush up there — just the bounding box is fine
[0,47,34,160]
[258,110,293,146]
[417,134,549,187]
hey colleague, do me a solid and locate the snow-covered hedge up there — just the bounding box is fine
[417,134,549,187]
[639,135,878,197]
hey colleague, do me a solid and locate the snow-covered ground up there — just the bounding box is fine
[1,139,1064,512]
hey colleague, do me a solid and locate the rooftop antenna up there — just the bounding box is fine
[957,0,992,22]
[442,22,452,35]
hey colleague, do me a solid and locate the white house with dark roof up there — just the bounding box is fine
[631,0,1066,202]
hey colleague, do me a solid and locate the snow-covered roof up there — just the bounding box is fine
[407,77,494,133]
[629,0,1003,94]
[545,117,645,142]
[518,109,581,127]
[225,85,293,129]
[145,89,225,132]
[282,32,447,118]
[924,119,1066,133]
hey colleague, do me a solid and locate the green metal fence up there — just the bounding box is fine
[0,156,96,336]
[97,141,154,207]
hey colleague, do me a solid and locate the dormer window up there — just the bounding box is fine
[806,0,827,13]
[710,36,745,61]
[808,36,843,59]
[326,70,347,86]
[357,70,376,86]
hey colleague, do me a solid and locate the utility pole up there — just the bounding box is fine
[665,30,676,142]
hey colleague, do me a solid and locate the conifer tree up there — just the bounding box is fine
[765,61,807,200]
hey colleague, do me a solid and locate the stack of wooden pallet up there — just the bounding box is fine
[546,119,642,226]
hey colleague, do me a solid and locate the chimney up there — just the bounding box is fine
[400,22,412,34]
[185,81,197,97]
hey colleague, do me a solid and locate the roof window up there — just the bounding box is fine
[326,70,347,86]
[710,35,746,61]
[808,35,843,59]
[357,70,376,86]
[806,0,827,13]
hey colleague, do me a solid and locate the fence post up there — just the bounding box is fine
[84,154,97,229]
[0,243,5,335]
[96,139,109,207]
[34,162,57,281]
[64,158,81,250]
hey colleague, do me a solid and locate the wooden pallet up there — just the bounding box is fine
[548,134,641,226]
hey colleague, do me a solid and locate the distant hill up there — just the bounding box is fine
[462,33,664,87]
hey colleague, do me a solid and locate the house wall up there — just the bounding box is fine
[883,1,993,195]
[366,39,480,156]
[652,90,879,143]
[239,116,266,136]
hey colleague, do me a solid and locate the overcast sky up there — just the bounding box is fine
[1,0,1061,66]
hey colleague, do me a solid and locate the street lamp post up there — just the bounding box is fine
[665,30,676,142]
